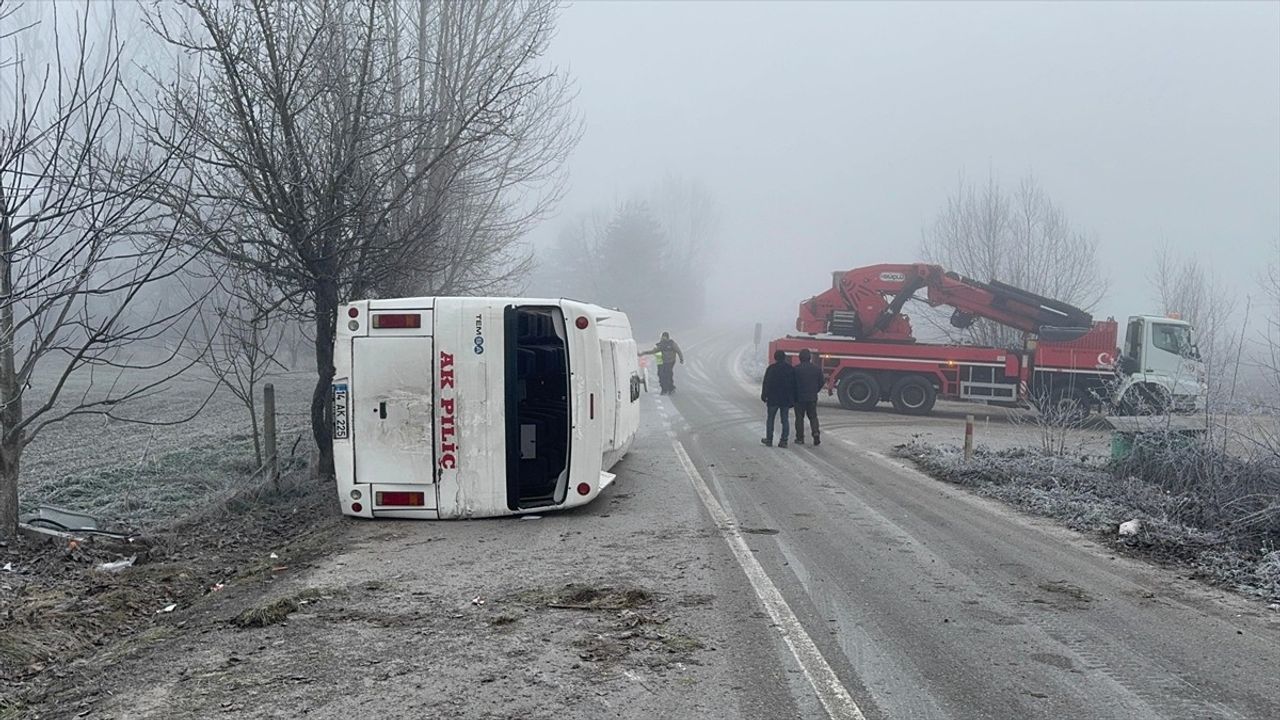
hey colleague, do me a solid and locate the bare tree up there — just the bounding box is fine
[1150,245,1241,406]
[1254,239,1280,415]
[142,0,577,478]
[0,2,205,539]
[651,175,719,321]
[921,172,1106,346]
[376,0,579,298]
[195,263,286,469]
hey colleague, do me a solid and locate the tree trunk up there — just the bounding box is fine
[0,197,22,540]
[0,445,18,541]
[249,396,262,469]
[311,280,339,479]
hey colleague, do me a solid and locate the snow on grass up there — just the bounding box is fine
[19,368,317,529]
[741,352,767,383]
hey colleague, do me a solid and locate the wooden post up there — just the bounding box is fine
[964,414,975,462]
[264,383,279,488]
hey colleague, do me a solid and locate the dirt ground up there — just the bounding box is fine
[1,473,342,719]
[5,401,772,720]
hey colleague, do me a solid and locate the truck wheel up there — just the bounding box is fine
[837,372,880,411]
[1120,385,1170,416]
[890,375,936,415]
[1051,386,1092,425]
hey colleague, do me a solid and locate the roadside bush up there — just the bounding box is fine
[897,440,1280,601]
[1111,439,1280,556]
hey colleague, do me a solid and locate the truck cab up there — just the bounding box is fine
[1115,315,1206,414]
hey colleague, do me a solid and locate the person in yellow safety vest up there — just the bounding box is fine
[640,332,684,395]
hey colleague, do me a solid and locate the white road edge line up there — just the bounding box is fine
[672,439,868,720]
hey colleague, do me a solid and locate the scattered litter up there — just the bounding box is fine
[97,555,136,573]
[1,562,12,572]
[157,603,177,614]
[211,583,226,593]
[1269,603,1279,612]
[521,515,541,521]
[1118,520,1141,536]
[472,596,486,606]
[269,552,279,559]
[271,566,289,573]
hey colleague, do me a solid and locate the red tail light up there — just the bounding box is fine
[351,502,363,513]
[372,313,421,329]
[576,483,591,496]
[347,307,359,318]
[575,316,589,329]
[376,491,425,507]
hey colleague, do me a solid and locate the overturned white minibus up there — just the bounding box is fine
[333,298,640,519]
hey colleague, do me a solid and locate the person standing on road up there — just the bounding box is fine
[761,349,797,448]
[793,349,823,446]
[640,332,684,395]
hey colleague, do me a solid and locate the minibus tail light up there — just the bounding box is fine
[372,313,421,329]
[576,316,589,330]
[376,491,425,507]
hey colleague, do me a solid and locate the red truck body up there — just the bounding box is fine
[769,263,1119,415]
[769,320,1118,413]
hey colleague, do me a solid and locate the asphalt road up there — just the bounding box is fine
[663,330,1280,720]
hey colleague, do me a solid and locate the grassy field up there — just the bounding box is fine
[18,367,319,530]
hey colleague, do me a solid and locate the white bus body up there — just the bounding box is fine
[333,297,640,519]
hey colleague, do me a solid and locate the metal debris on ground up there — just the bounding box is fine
[19,505,101,532]
[157,603,177,614]
[97,556,136,573]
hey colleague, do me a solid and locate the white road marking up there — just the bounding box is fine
[672,440,868,720]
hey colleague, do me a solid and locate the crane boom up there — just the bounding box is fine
[796,263,1093,343]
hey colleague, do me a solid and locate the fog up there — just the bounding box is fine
[534,1,1280,332]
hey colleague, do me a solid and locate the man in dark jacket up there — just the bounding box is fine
[640,332,684,395]
[793,348,823,446]
[760,349,797,447]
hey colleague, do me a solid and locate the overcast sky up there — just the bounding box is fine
[535,0,1280,331]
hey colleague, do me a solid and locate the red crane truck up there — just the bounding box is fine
[768,263,1204,418]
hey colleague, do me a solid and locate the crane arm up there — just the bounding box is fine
[796,263,1093,343]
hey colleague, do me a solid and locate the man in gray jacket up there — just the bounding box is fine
[793,349,824,446]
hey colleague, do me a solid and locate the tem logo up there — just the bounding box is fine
[474,313,485,354]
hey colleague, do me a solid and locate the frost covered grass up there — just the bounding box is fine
[896,441,1280,602]
[19,368,316,529]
